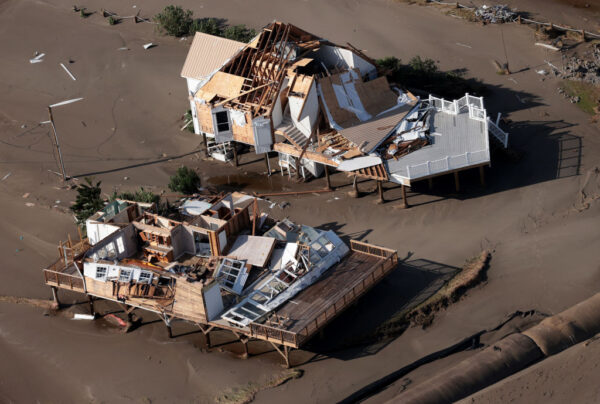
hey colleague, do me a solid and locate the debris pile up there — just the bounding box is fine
[475,5,517,24]
[555,44,600,85]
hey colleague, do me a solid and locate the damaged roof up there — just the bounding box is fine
[180,32,246,80]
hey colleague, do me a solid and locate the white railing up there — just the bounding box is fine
[429,93,487,122]
[405,148,490,180]
[487,118,509,148]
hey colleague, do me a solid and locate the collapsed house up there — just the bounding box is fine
[180,21,509,196]
[44,192,398,366]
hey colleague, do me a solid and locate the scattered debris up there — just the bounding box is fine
[22,193,30,198]
[1,172,11,181]
[536,69,548,76]
[475,5,517,24]
[25,202,35,207]
[73,313,95,320]
[535,42,560,51]
[118,47,129,51]
[143,43,155,50]
[29,52,45,64]
[60,63,77,81]
[455,42,472,49]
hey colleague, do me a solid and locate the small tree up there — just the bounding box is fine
[112,187,161,205]
[190,17,222,36]
[168,166,201,195]
[222,24,256,42]
[71,177,104,225]
[154,5,193,37]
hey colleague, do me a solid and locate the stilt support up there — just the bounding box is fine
[324,165,332,190]
[88,295,95,317]
[270,342,292,368]
[233,143,239,167]
[454,171,460,192]
[202,133,208,157]
[401,185,409,209]
[428,177,433,190]
[377,180,384,204]
[479,166,486,186]
[197,324,215,348]
[264,153,271,176]
[351,175,359,198]
[51,286,60,309]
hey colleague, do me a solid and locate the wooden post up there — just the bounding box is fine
[88,295,95,317]
[324,165,332,190]
[241,337,249,359]
[401,185,409,209]
[284,345,291,368]
[294,157,301,179]
[479,166,486,187]
[377,180,384,204]
[581,29,586,42]
[166,324,173,339]
[232,143,239,167]
[205,331,211,348]
[202,133,208,157]
[517,15,522,24]
[264,152,271,176]
[351,175,359,198]
[454,171,461,192]
[428,177,433,190]
[51,286,60,309]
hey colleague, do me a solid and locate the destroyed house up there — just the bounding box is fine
[43,192,398,366]
[181,21,509,188]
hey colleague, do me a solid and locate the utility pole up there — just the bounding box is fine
[43,97,83,181]
[47,106,67,181]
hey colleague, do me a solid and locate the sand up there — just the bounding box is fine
[1,0,599,402]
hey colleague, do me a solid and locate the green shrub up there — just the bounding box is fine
[168,166,201,195]
[71,177,104,224]
[222,24,256,43]
[183,109,195,133]
[112,187,160,205]
[154,5,193,37]
[190,17,222,36]
[376,55,487,99]
[108,16,117,25]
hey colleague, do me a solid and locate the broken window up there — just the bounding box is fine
[215,258,249,294]
[215,111,230,133]
[95,266,107,280]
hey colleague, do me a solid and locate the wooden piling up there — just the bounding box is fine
[233,144,239,167]
[428,177,433,190]
[202,133,208,157]
[401,185,408,209]
[264,153,271,176]
[479,166,486,187]
[51,286,60,309]
[324,165,332,190]
[454,171,461,192]
[377,180,384,204]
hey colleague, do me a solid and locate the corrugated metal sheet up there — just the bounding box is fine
[180,32,245,80]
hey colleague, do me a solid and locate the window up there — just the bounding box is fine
[118,269,133,283]
[215,111,230,133]
[95,266,107,280]
[116,236,125,254]
[138,271,152,284]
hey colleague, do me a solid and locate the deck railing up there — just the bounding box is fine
[294,251,398,345]
[249,322,299,346]
[43,269,85,291]
[405,148,490,180]
[349,240,396,258]
[429,94,487,123]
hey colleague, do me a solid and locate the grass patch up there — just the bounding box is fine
[216,369,303,404]
[560,80,600,115]
[371,250,491,337]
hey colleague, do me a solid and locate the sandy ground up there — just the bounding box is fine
[1,0,600,402]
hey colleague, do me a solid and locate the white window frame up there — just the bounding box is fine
[95,265,108,281]
[118,268,133,283]
[138,271,153,284]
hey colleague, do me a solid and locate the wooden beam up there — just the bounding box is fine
[213,82,273,108]
[401,185,409,209]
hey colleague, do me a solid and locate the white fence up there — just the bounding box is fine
[406,148,490,180]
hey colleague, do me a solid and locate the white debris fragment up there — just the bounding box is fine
[143,43,155,50]
[60,63,76,81]
[118,47,129,51]
[1,172,11,181]
[73,313,95,320]
[536,69,548,76]
[30,53,45,64]
[535,42,560,51]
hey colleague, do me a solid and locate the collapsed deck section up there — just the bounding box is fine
[226,241,398,348]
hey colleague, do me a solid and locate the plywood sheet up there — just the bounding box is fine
[198,72,245,99]
[227,235,276,267]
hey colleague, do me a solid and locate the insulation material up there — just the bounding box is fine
[229,109,247,127]
[314,45,377,78]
